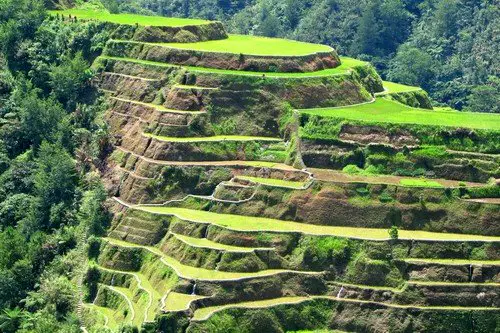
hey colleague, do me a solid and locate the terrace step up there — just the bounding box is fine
[132,206,500,242]
[104,38,338,73]
[171,232,274,253]
[298,97,500,131]
[116,146,296,168]
[404,258,500,266]
[110,96,205,115]
[104,237,322,281]
[190,295,500,322]
[144,133,283,143]
[99,55,355,78]
[234,175,311,189]
[308,168,485,188]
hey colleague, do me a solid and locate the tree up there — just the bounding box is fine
[387,45,436,89]
[50,52,93,111]
[0,307,28,333]
[351,1,379,56]
[0,0,46,72]
[34,142,77,229]
[466,77,499,113]
[389,225,399,240]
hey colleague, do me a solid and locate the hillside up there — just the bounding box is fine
[0,5,498,333]
[44,9,500,333]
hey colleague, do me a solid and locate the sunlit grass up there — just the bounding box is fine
[50,9,209,26]
[159,34,332,56]
[399,179,444,188]
[300,97,500,130]
[144,133,282,142]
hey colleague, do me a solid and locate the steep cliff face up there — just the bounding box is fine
[59,10,500,333]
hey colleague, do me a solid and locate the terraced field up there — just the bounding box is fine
[134,206,500,241]
[159,34,333,56]
[67,9,500,333]
[300,97,500,130]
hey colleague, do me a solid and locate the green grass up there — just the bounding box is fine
[164,292,205,311]
[100,55,366,77]
[159,34,332,56]
[144,133,282,142]
[49,9,209,26]
[236,176,307,189]
[399,179,444,188]
[172,233,271,252]
[300,97,500,130]
[380,81,421,94]
[404,258,500,265]
[104,237,310,281]
[133,207,500,242]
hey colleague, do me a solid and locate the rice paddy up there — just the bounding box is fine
[300,98,500,130]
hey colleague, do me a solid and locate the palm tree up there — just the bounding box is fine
[0,307,27,333]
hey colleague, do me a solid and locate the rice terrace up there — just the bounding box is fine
[0,2,499,333]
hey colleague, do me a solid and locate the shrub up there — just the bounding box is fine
[389,226,399,240]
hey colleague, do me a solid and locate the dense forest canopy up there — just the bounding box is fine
[81,0,499,112]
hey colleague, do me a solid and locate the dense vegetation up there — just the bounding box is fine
[78,0,499,112]
[0,0,111,331]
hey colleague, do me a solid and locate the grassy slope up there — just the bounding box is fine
[236,176,307,189]
[144,133,282,142]
[50,9,209,26]
[100,55,365,77]
[159,34,332,56]
[134,207,500,241]
[300,98,500,130]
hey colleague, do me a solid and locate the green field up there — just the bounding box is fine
[100,55,368,77]
[236,176,307,189]
[160,34,333,56]
[134,206,500,241]
[300,98,500,130]
[50,9,209,26]
[399,179,444,188]
[381,81,421,94]
[144,133,282,142]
